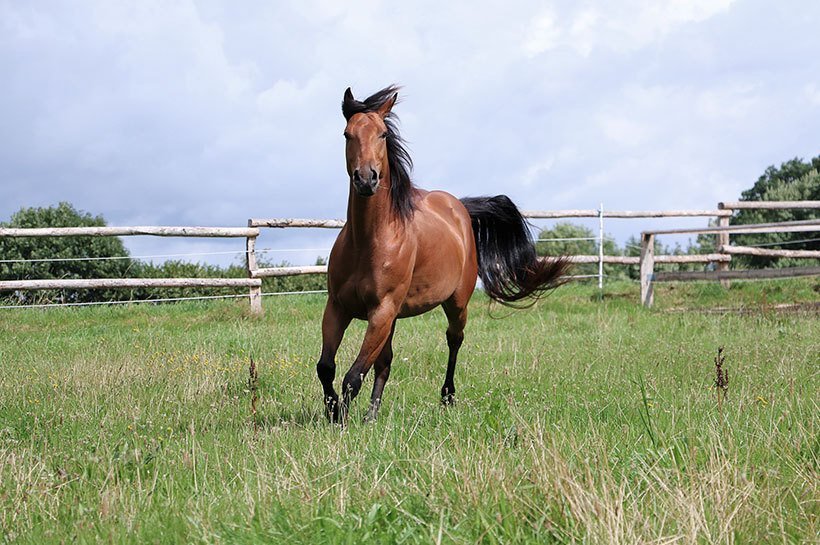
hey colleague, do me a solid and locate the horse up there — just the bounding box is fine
[316,85,569,423]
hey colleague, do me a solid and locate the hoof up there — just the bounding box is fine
[441,386,456,406]
[324,396,341,424]
[364,403,380,423]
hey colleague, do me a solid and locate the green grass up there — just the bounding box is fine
[1,279,818,543]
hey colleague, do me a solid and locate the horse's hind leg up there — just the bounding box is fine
[316,300,352,423]
[365,320,396,422]
[441,299,467,405]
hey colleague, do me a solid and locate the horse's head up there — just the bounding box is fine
[341,87,397,197]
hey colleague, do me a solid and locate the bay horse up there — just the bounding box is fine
[317,85,569,423]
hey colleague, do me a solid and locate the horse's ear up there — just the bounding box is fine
[342,87,356,120]
[376,92,397,119]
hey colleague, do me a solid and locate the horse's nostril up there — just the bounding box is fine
[370,168,378,181]
[352,169,360,181]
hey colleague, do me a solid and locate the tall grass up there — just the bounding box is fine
[1,279,817,543]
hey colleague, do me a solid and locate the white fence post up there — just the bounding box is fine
[246,220,263,316]
[716,202,731,288]
[598,203,604,291]
[640,233,655,308]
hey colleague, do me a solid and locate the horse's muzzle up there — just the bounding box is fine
[352,167,379,197]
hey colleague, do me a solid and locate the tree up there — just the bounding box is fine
[729,156,820,268]
[0,202,132,303]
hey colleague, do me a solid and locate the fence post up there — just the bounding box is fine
[640,233,655,307]
[716,203,731,288]
[246,220,263,315]
[598,203,604,292]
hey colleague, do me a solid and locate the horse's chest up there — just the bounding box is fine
[330,263,409,318]
[328,228,464,318]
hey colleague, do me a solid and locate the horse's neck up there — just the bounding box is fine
[346,183,402,246]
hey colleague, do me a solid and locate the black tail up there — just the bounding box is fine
[460,195,571,306]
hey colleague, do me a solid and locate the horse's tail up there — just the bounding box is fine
[460,195,571,306]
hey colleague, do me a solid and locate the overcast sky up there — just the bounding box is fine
[2,1,819,265]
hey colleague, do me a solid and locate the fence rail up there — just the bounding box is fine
[523,209,733,218]
[557,254,731,265]
[719,200,820,210]
[0,278,261,291]
[719,245,820,259]
[643,219,820,236]
[251,265,328,278]
[654,266,820,282]
[249,219,345,229]
[0,226,258,237]
[2,201,819,312]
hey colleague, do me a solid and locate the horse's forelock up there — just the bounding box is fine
[342,85,401,120]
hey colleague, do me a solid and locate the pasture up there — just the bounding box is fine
[1,280,817,543]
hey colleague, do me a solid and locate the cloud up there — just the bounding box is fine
[695,83,760,120]
[524,0,736,57]
[597,114,652,148]
[523,10,560,57]
[1,0,819,264]
[804,83,820,108]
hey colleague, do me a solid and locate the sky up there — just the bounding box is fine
[1,0,819,266]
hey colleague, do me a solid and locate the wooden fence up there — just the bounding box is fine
[0,226,262,308]
[638,213,820,307]
[1,201,818,312]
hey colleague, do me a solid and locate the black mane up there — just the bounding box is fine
[342,85,415,220]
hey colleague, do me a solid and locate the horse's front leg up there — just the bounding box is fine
[316,299,352,423]
[340,303,398,422]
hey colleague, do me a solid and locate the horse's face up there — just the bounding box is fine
[343,89,396,197]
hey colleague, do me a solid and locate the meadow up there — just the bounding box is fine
[1,279,818,544]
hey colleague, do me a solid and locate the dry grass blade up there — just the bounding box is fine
[248,355,259,433]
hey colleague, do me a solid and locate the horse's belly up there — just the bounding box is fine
[398,294,446,318]
[398,266,462,318]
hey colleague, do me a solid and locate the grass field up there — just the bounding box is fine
[1,279,818,543]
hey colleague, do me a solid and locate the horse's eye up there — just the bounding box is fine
[380,132,388,139]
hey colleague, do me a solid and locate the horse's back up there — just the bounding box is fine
[416,190,473,243]
[411,189,473,263]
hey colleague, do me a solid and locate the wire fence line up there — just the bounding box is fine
[536,236,601,242]
[0,276,603,310]
[3,235,637,265]
[745,236,820,247]
[0,246,338,265]
[0,289,329,310]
